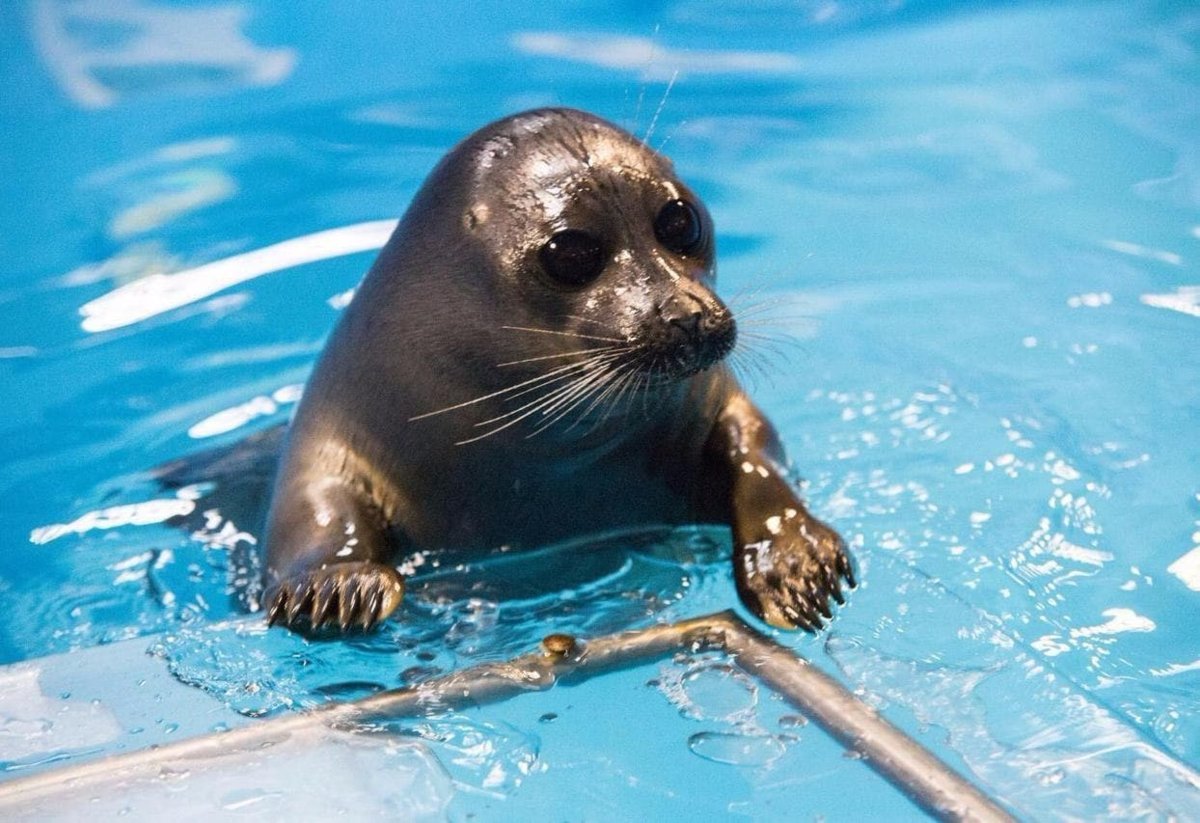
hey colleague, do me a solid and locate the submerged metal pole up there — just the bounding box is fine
[0,611,1012,822]
[714,616,1012,822]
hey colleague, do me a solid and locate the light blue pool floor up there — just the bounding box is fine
[1,0,1199,818]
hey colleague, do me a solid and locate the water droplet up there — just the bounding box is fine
[687,732,785,766]
[158,765,189,782]
[659,661,758,723]
[778,714,807,729]
[1035,766,1066,786]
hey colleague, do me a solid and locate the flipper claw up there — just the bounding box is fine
[265,561,405,635]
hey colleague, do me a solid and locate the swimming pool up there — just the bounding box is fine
[1,0,1197,817]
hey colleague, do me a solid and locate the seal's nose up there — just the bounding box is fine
[668,308,703,336]
[654,286,737,373]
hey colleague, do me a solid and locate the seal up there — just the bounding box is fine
[263,107,855,633]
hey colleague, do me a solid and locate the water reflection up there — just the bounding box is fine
[79,220,396,332]
[187,383,301,439]
[1140,285,1200,319]
[513,32,802,79]
[31,0,295,108]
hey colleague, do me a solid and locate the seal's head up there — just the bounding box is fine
[433,109,732,364]
[384,108,736,442]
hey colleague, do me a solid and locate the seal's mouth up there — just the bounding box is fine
[409,308,737,445]
[633,307,737,381]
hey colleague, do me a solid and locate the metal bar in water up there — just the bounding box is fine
[715,617,1012,822]
[0,611,1013,822]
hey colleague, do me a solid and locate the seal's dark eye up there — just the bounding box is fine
[654,199,703,255]
[540,230,605,286]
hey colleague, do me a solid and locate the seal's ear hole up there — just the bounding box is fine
[654,199,703,256]
[540,229,606,287]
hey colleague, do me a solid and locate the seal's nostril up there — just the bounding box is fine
[669,311,703,334]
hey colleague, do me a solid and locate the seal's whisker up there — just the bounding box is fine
[560,369,622,432]
[636,361,654,417]
[737,325,806,341]
[556,314,625,333]
[470,382,582,431]
[642,68,678,147]
[630,24,660,135]
[413,361,595,421]
[633,82,647,137]
[501,325,625,344]
[617,366,644,412]
[728,289,821,328]
[454,370,603,446]
[724,284,769,312]
[736,329,805,367]
[737,314,817,335]
[648,362,673,417]
[496,344,622,368]
[465,361,614,444]
[472,356,620,428]
[732,341,780,376]
[732,347,771,377]
[600,358,634,418]
[731,302,789,323]
[600,364,642,429]
[641,359,664,417]
[644,367,665,418]
[740,331,792,382]
[729,348,776,392]
[580,364,637,424]
[568,360,638,433]
[730,290,818,335]
[737,330,802,357]
[498,352,624,406]
[654,118,687,154]
[411,355,615,420]
[585,365,640,433]
[730,303,816,328]
[729,292,811,374]
[529,365,619,437]
[531,364,615,424]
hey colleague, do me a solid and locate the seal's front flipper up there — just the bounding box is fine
[706,392,856,631]
[264,471,403,634]
[266,561,404,633]
[731,497,854,631]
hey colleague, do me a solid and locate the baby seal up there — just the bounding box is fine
[264,108,854,633]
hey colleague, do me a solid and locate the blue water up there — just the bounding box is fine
[2,0,1199,818]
